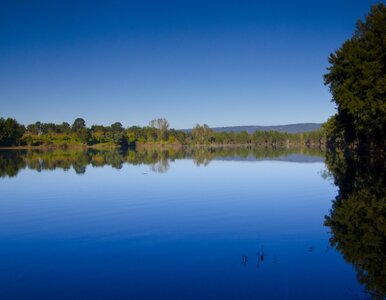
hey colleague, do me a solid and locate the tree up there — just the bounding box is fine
[71,118,90,144]
[192,124,213,144]
[58,122,71,134]
[111,122,123,133]
[324,4,386,150]
[149,118,169,141]
[110,122,128,147]
[0,118,25,146]
[72,118,86,132]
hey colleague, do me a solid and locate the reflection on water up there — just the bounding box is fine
[1,146,384,299]
[0,146,324,177]
[324,150,386,299]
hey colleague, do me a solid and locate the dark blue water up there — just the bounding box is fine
[0,150,364,299]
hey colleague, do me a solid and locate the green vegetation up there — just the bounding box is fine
[0,117,326,149]
[0,118,25,146]
[321,7,386,295]
[20,118,128,148]
[323,7,386,297]
[324,3,386,152]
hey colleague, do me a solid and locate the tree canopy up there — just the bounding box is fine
[324,3,386,151]
[0,116,326,148]
[0,118,25,146]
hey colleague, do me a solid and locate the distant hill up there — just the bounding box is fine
[185,123,323,134]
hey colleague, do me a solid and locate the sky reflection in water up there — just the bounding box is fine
[0,149,364,299]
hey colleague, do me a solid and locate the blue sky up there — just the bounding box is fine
[0,0,380,128]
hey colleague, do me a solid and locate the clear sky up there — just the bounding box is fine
[0,0,380,129]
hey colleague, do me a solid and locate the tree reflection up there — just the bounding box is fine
[324,150,386,299]
[0,150,26,177]
[0,146,324,177]
[148,149,170,173]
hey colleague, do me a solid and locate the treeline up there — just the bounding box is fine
[0,117,326,148]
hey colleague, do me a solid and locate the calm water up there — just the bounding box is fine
[0,148,382,299]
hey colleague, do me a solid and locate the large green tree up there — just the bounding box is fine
[72,118,86,131]
[71,118,90,144]
[324,3,386,150]
[0,118,25,146]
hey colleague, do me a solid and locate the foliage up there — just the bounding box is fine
[72,118,86,131]
[324,3,386,151]
[192,124,214,144]
[149,118,169,141]
[0,118,25,146]
[0,116,327,148]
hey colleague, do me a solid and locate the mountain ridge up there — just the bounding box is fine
[184,123,323,134]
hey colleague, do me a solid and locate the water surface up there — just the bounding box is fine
[0,148,377,299]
